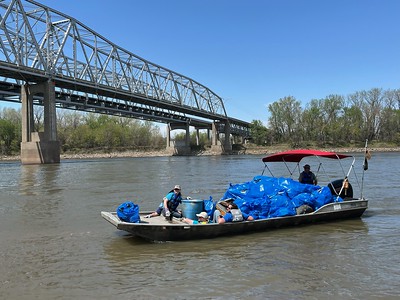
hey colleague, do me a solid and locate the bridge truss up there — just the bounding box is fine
[0,0,250,136]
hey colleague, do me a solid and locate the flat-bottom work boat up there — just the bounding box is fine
[101,149,369,242]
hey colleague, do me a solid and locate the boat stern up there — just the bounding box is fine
[315,199,368,215]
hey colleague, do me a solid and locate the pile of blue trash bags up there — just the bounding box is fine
[222,175,343,220]
[116,175,344,223]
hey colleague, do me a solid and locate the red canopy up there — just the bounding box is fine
[262,149,352,163]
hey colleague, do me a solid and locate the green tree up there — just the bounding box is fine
[341,106,363,143]
[0,119,16,154]
[320,95,344,144]
[379,89,400,143]
[69,124,96,150]
[0,108,21,154]
[249,120,269,145]
[96,122,125,149]
[348,88,383,141]
[379,107,399,143]
[301,99,324,142]
[268,96,302,144]
[189,131,210,147]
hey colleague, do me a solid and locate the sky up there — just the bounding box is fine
[2,0,400,125]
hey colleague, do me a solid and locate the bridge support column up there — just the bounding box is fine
[20,80,60,164]
[166,122,191,155]
[185,123,190,150]
[166,123,171,148]
[223,120,232,153]
[195,129,200,146]
[210,121,232,154]
[210,121,222,154]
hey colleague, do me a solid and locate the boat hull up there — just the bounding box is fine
[101,199,368,242]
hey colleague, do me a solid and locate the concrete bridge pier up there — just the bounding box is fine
[20,80,60,164]
[211,120,232,154]
[166,122,191,155]
[195,128,200,146]
[223,121,232,153]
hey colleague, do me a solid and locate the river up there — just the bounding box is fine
[0,152,399,299]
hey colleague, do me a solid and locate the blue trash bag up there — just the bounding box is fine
[222,182,249,201]
[116,201,140,223]
[291,192,315,209]
[312,186,342,210]
[203,196,215,218]
[278,177,320,199]
[268,193,296,218]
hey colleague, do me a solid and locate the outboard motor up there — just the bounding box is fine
[328,178,353,199]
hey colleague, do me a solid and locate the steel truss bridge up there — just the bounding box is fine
[0,0,250,136]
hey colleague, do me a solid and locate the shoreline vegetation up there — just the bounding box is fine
[1,144,399,161]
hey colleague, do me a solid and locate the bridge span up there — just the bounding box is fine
[0,0,250,164]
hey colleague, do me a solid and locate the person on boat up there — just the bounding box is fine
[182,211,211,224]
[145,185,183,219]
[214,204,254,224]
[299,164,317,185]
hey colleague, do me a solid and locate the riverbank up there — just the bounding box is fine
[244,145,400,155]
[0,150,170,161]
[1,144,399,161]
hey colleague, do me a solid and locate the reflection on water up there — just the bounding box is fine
[17,164,64,223]
[0,153,399,299]
[19,164,63,196]
[101,219,376,298]
[104,218,370,265]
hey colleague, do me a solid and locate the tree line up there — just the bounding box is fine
[250,88,400,147]
[0,108,165,155]
[1,87,399,155]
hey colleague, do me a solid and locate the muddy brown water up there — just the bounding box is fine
[1,153,399,299]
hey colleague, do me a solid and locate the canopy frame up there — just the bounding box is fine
[261,149,358,199]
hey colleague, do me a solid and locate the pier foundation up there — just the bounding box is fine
[20,80,60,164]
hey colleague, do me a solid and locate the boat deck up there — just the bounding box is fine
[102,211,203,227]
[139,214,189,225]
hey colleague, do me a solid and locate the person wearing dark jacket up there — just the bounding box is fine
[299,164,317,185]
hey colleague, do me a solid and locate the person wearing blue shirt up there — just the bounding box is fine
[183,211,211,224]
[216,204,254,224]
[145,185,183,219]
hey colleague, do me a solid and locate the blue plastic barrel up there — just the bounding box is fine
[181,199,204,219]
